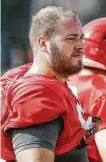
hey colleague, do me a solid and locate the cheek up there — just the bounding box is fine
[60,42,74,57]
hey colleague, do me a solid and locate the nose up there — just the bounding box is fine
[75,39,84,50]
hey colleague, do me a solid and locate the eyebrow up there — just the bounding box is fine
[66,33,84,37]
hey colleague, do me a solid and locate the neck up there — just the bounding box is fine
[28,56,66,82]
[79,67,106,76]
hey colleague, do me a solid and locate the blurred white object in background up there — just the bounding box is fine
[0,159,6,162]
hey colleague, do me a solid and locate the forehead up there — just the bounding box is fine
[57,17,83,36]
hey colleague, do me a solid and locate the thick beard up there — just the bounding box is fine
[49,40,83,78]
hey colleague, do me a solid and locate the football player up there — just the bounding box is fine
[1,6,101,162]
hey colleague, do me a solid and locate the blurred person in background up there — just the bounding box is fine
[9,36,28,68]
[1,6,101,162]
[68,18,106,162]
[27,47,33,63]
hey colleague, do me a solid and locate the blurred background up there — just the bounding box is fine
[1,0,106,75]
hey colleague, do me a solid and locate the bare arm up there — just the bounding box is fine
[16,147,54,162]
[95,129,106,162]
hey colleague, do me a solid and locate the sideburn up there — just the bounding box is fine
[49,40,65,74]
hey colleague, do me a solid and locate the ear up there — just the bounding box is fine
[37,36,47,52]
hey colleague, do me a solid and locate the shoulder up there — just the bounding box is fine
[9,76,66,111]
[91,74,106,89]
[1,64,32,80]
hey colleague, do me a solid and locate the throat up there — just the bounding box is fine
[27,64,66,82]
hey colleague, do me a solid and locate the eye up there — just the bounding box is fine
[67,37,76,40]
[80,34,85,40]
[65,37,76,44]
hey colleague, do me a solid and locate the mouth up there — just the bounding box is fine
[72,53,83,58]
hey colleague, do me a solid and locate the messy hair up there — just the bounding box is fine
[29,6,78,53]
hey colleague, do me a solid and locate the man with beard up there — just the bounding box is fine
[1,6,101,162]
[68,18,106,162]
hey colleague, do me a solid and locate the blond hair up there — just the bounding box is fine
[29,6,78,53]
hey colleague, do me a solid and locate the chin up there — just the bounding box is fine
[73,59,83,65]
[66,64,83,76]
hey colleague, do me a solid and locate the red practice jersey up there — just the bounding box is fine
[68,74,106,162]
[1,64,93,161]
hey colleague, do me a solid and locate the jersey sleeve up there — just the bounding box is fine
[4,83,65,133]
[90,92,106,131]
[12,117,62,155]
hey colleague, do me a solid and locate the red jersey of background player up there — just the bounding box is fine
[68,74,106,161]
[1,63,94,161]
[68,18,106,162]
